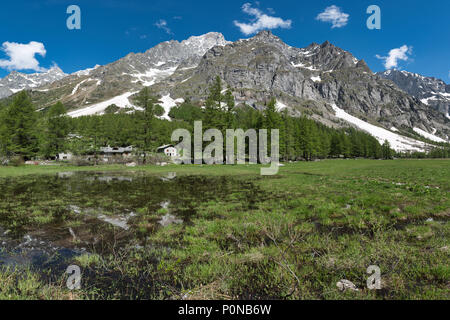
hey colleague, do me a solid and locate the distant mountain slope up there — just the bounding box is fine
[0,66,67,99]
[1,31,448,151]
[152,31,448,148]
[19,32,230,114]
[377,69,450,119]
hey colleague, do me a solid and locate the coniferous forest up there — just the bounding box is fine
[0,77,449,163]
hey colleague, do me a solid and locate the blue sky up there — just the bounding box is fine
[0,0,449,81]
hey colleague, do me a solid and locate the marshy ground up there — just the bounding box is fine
[0,160,448,300]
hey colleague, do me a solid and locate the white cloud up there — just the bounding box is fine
[316,5,349,29]
[155,19,173,35]
[0,41,47,72]
[234,3,292,35]
[376,45,413,69]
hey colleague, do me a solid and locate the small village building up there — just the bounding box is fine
[99,146,133,162]
[157,144,178,158]
[58,152,73,161]
[100,146,133,156]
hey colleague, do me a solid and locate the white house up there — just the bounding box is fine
[157,144,178,158]
[58,152,73,161]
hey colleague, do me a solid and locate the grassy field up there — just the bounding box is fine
[0,159,449,300]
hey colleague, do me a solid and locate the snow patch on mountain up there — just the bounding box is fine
[291,62,318,71]
[331,104,428,152]
[413,128,447,143]
[275,100,288,111]
[420,98,431,105]
[181,32,231,54]
[71,79,90,95]
[68,91,139,118]
[71,78,102,95]
[73,65,101,77]
[158,95,184,120]
[131,67,177,86]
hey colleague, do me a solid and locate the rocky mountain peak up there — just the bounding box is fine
[47,65,65,74]
[307,42,320,48]
[378,69,449,117]
[321,40,332,48]
[182,32,230,49]
[250,30,284,45]
[0,67,68,98]
[296,40,359,71]
[137,32,231,67]
[356,59,371,72]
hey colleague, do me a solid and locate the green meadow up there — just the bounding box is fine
[0,159,449,300]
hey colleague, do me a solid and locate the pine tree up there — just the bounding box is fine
[208,76,223,108]
[42,102,69,158]
[282,110,295,161]
[263,98,281,130]
[204,76,225,129]
[382,140,393,159]
[262,98,282,157]
[0,106,9,157]
[3,91,38,159]
[330,133,342,157]
[340,133,351,158]
[224,87,235,130]
[135,88,159,163]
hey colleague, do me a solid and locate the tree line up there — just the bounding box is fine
[0,77,448,162]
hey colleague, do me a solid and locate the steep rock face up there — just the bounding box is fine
[159,31,448,140]
[377,69,450,117]
[318,69,437,130]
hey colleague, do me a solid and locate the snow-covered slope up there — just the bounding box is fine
[68,91,139,117]
[61,33,230,117]
[67,92,185,119]
[331,104,429,152]
[413,127,447,143]
[130,66,178,86]
[17,32,230,114]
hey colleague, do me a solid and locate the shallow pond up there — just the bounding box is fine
[0,171,261,274]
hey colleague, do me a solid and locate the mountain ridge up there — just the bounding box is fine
[151,30,448,148]
[1,30,448,151]
[377,69,449,119]
[0,66,67,98]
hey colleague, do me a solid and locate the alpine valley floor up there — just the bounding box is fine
[0,159,449,300]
